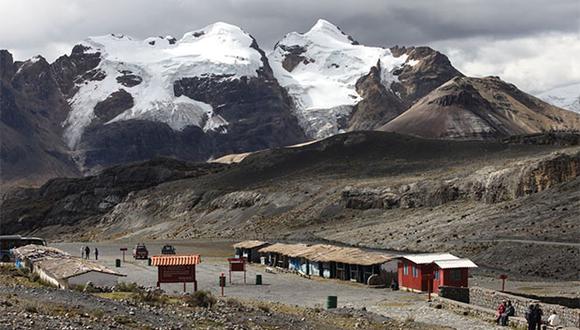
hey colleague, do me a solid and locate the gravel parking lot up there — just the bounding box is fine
[54,240,504,329]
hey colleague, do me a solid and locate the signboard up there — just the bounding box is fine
[227,258,246,284]
[228,258,246,272]
[158,265,196,283]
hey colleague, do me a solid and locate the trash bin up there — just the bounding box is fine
[115,259,121,267]
[255,274,262,285]
[326,296,337,309]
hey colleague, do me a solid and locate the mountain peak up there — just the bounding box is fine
[304,19,354,45]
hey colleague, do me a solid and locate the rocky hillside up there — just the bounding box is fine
[381,76,580,139]
[2,131,579,280]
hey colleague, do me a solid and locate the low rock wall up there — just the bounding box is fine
[439,286,580,328]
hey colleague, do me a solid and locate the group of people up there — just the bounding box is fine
[80,246,99,260]
[497,300,561,329]
[496,300,515,326]
[525,303,561,330]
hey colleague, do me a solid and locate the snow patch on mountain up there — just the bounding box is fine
[64,22,263,148]
[537,82,580,114]
[269,19,410,138]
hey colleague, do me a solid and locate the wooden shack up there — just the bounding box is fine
[233,240,270,263]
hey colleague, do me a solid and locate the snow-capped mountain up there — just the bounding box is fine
[3,19,579,186]
[48,22,305,172]
[64,22,264,148]
[269,19,414,138]
[536,83,580,114]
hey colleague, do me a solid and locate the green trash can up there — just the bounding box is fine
[326,296,337,309]
[255,274,262,285]
[115,259,121,267]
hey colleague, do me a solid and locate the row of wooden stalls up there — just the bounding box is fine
[234,240,398,286]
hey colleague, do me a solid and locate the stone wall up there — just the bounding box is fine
[440,286,580,328]
[439,286,470,303]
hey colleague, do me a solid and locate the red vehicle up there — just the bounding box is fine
[132,243,149,259]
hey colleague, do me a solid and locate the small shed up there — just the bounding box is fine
[13,245,125,289]
[398,253,477,293]
[432,258,478,293]
[233,240,270,263]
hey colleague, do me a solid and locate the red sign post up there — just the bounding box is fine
[152,255,201,292]
[499,274,508,292]
[227,258,246,284]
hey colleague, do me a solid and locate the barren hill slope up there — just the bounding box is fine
[381,76,580,139]
[2,131,579,280]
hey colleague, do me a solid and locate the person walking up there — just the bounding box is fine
[525,303,537,330]
[94,247,99,260]
[535,304,543,330]
[84,246,90,260]
[80,246,85,259]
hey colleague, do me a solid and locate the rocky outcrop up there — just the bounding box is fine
[93,89,133,122]
[209,191,264,209]
[347,62,406,131]
[342,151,580,209]
[390,46,463,105]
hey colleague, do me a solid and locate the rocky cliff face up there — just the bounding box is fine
[341,150,580,209]
[0,51,79,186]
[389,46,463,105]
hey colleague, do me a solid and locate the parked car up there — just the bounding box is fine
[161,244,176,254]
[132,243,148,259]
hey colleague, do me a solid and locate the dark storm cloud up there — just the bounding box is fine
[1,0,578,92]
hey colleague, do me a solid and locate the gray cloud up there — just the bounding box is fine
[1,0,579,93]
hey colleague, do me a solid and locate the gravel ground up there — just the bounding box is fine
[0,266,449,330]
[50,241,506,330]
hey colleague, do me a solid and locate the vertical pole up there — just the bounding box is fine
[229,270,232,284]
[501,278,505,292]
[183,282,186,292]
[427,274,432,301]
[122,250,125,262]
[244,270,246,284]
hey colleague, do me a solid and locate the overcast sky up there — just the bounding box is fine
[1,0,579,93]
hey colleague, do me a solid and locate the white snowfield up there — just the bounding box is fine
[269,19,413,138]
[63,22,264,148]
[537,82,580,114]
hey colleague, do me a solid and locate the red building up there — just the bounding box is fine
[397,253,477,293]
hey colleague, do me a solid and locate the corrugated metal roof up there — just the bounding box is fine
[434,258,478,269]
[151,255,201,266]
[400,253,459,264]
[233,240,269,249]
